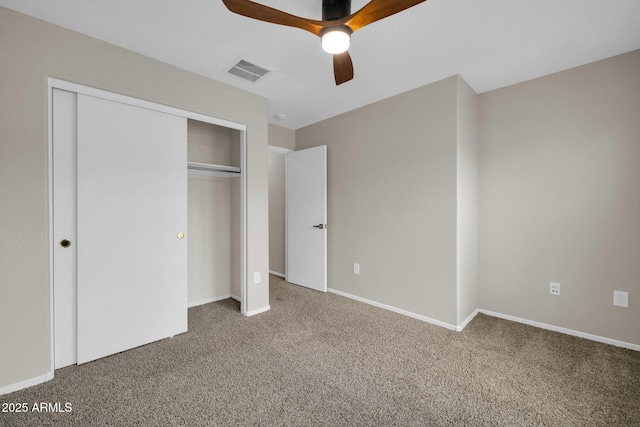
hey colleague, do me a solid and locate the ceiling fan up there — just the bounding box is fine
[221,0,427,85]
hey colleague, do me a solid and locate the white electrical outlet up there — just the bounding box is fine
[353,263,360,275]
[253,271,261,284]
[613,291,629,308]
[550,282,560,296]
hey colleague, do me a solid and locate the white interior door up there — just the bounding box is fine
[76,94,188,364]
[286,145,327,292]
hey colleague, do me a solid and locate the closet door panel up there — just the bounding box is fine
[52,88,77,369]
[76,94,187,364]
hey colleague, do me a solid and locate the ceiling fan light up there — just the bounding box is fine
[321,30,351,54]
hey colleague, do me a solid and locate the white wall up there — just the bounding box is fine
[268,151,287,275]
[456,77,479,326]
[268,124,295,151]
[478,50,640,345]
[267,124,295,276]
[296,76,461,326]
[0,6,269,392]
[188,174,233,305]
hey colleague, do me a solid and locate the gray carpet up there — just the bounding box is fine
[1,275,639,426]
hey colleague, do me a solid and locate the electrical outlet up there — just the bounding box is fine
[550,282,560,296]
[253,271,261,284]
[613,291,628,308]
[353,263,360,275]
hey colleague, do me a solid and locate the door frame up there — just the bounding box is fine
[267,145,292,281]
[47,78,248,372]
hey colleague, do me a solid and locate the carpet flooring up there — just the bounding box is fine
[1,275,639,426]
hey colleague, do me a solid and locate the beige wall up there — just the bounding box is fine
[456,77,479,325]
[268,124,296,150]
[267,124,295,275]
[296,76,461,326]
[188,175,234,303]
[268,151,287,275]
[187,119,240,167]
[0,7,270,390]
[478,50,640,345]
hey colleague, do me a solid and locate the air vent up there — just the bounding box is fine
[225,58,271,83]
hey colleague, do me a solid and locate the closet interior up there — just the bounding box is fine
[52,82,247,369]
[187,119,242,308]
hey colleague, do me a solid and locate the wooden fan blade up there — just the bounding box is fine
[222,0,326,36]
[340,0,427,32]
[333,51,354,85]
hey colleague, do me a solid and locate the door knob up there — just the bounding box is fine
[60,239,72,248]
[313,224,326,229]
[176,232,185,239]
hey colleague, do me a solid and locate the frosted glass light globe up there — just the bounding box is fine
[321,30,351,54]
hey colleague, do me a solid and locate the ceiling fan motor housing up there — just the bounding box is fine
[322,0,351,21]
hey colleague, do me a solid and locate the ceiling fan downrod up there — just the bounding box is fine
[322,0,351,21]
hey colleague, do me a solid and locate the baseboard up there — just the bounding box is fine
[188,291,638,350]
[188,294,232,308]
[328,288,457,331]
[269,270,286,278]
[479,309,640,351]
[457,308,480,332]
[322,291,638,350]
[245,305,271,317]
[0,371,54,396]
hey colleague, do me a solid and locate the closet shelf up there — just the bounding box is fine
[187,161,240,178]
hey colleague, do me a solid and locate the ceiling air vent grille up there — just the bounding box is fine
[225,58,271,83]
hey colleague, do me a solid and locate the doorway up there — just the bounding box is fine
[267,145,292,279]
[49,78,247,369]
[267,144,328,292]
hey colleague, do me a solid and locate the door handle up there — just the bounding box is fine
[313,224,326,229]
[60,239,72,248]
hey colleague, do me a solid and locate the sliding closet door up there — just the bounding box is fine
[76,94,187,364]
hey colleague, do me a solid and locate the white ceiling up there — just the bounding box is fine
[1,0,639,129]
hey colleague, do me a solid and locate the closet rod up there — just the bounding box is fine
[187,161,240,172]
